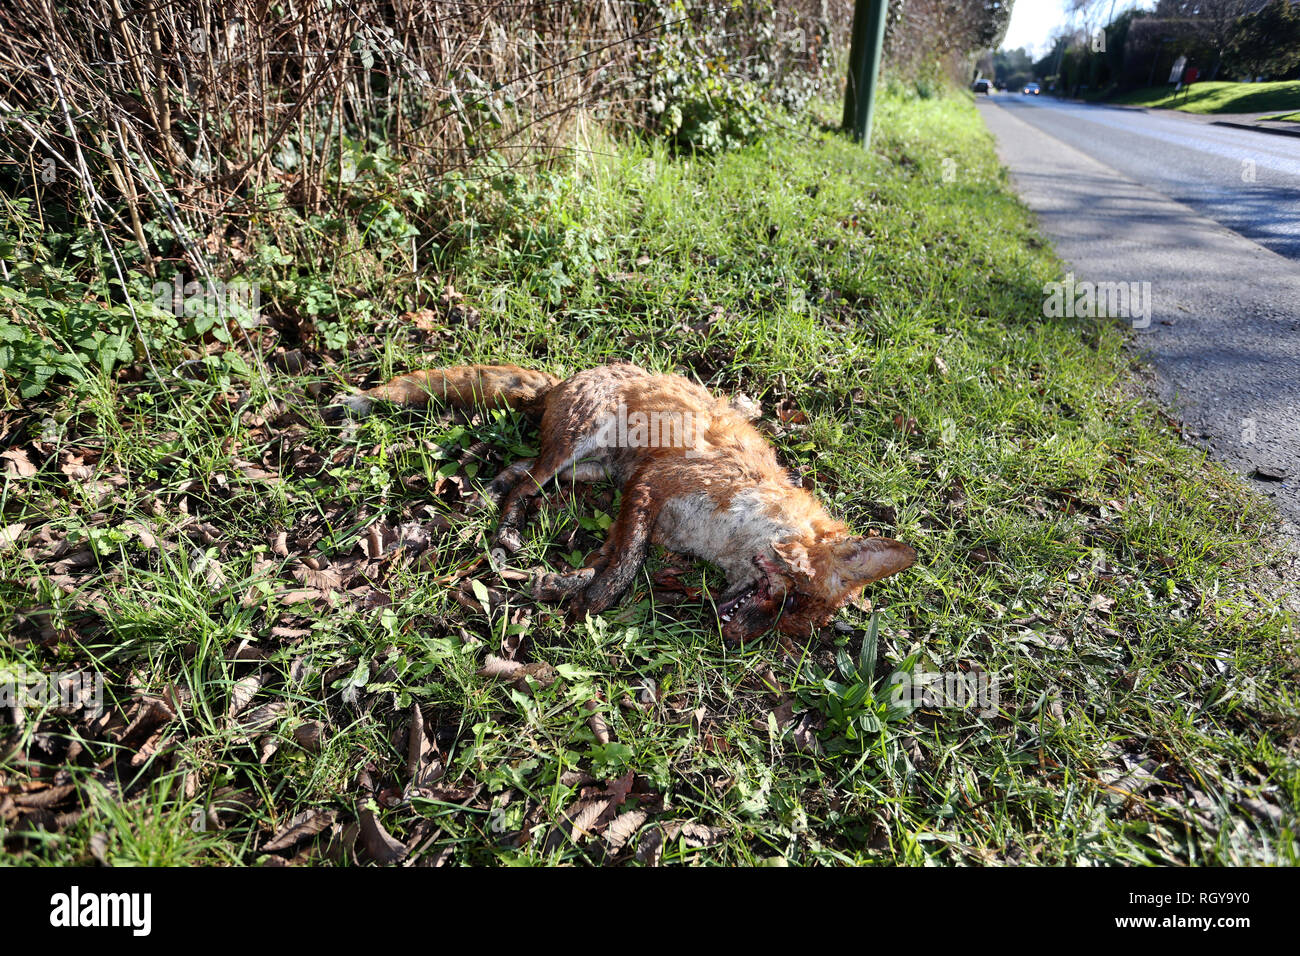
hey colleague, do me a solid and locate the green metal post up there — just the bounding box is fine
[842,0,889,145]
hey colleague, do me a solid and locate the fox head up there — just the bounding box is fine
[718,533,916,642]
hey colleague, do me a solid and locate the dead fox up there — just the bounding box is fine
[341,362,915,642]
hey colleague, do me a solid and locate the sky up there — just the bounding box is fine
[1001,0,1156,58]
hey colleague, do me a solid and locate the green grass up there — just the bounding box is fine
[1,92,1296,866]
[1107,79,1300,114]
[1264,111,1300,122]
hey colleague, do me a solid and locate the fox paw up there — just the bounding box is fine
[532,572,566,602]
[495,525,524,554]
[533,568,595,603]
[330,393,374,419]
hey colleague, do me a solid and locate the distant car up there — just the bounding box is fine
[1023,83,1041,95]
[972,79,991,94]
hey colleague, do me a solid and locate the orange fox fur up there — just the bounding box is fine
[342,362,915,641]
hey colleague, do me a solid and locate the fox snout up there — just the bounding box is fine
[722,535,916,642]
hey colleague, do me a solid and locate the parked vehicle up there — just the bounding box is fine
[973,78,991,94]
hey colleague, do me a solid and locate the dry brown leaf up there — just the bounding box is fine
[568,798,613,841]
[237,461,280,482]
[602,770,636,807]
[791,712,823,755]
[293,721,324,753]
[771,698,796,728]
[59,453,94,482]
[512,662,557,694]
[272,625,312,640]
[604,809,648,851]
[230,639,268,663]
[584,698,611,744]
[115,696,176,745]
[405,703,443,788]
[396,520,439,553]
[227,672,266,719]
[267,349,309,374]
[362,524,386,559]
[559,770,596,789]
[270,531,289,556]
[401,309,442,333]
[262,808,337,853]
[0,523,26,550]
[294,563,342,593]
[407,784,482,804]
[120,519,158,550]
[406,703,428,781]
[11,784,77,809]
[129,730,171,767]
[675,821,729,848]
[357,804,408,865]
[1089,594,1116,615]
[477,655,522,680]
[88,831,109,865]
[635,825,665,866]
[730,393,761,420]
[237,702,286,736]
[477,656,560,694]
[50,548,95,574]
[2,448,36,478]
[776,401,808,425]
[192,550,227,590]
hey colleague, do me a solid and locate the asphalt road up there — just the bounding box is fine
[976,95,1300,547]
[988,94,1300,260]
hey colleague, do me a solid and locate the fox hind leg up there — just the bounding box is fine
[494,439,605,553]
[484,458,535,507]
[484,453,606,517]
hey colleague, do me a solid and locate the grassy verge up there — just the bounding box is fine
[1264,111,1300,122]
[1,92,1296,866]
[1105,79,1300,114]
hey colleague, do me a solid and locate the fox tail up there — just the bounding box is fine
[340,364,559,418]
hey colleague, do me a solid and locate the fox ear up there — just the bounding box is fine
[771,538,815,578]
[834,536,916,587]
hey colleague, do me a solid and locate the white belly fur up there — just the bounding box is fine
[653,488,792,584]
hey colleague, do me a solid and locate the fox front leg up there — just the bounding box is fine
[564,477,661,623]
